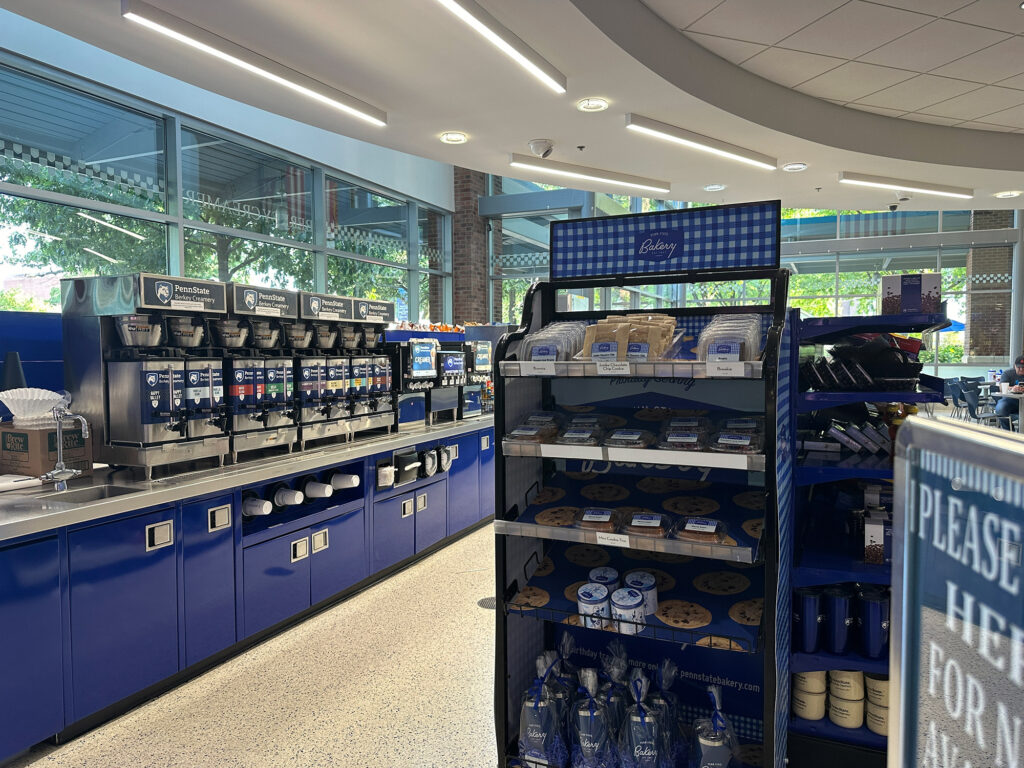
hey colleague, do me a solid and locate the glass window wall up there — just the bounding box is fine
[183,227,315,289]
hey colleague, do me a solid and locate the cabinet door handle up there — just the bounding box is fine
[207,504,231,533]
[451,444,459,460]
[417,493,427,511]
[481,435,490,451]
[311,529,329,553]
[290,537,310,562]
[401,499,415,518]
[145,520,174,552]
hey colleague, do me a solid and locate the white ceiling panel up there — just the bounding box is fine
[741,47,845,87]
[858,19,1008,72]
[931,36,1024,84]
[855,75,979,112]
[997,73,1024,90]
[974,103,1024,129]
[924,85,1024,119]
[796,61,916,102]
[866,0,974,15]
[687,0,844,45]
[956,120,1019,132]
[639,0,725,31]
[682,32,767,63]
[779,1,931,59]
[902,113,963,125]
[848,104,906,116]
[947,0,1024,35]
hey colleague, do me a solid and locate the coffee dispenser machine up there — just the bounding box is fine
[221,283,300,459]
[461,340,492,419]
[427,343,466,425]
[60,273,231,478]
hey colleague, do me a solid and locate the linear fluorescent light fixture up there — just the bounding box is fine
[76,212,147,241]
[26,229,62,242]
[838,171,973,200]
[508,153,670,194]
[121,0,386,126]
[625,114,777,171]
[434,0,566,94]
[84,248,120,264]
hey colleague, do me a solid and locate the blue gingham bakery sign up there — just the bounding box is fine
[550,200,780,279]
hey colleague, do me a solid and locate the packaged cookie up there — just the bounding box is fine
[603,428,655,448]
[555,425,604,446]
[657,430,706,451]
[507,423,558,443]
[575,507,622,533]
[519,653,570,768]
[708,431,763,454]
[525,410,564,427]
[716,416,764,434]
[665,415,710,433]
[673,517,728,543]
[568,413,623,429]
[624,511,672,538]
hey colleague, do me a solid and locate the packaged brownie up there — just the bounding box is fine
[623,511,672,537]
[665,416,710,433]
[575,507,623,532]
[716,416,764,434]
[555,426,604,446]
[603,429,655,448]
[507,423,558,443]
[673,516,728,543]
[525,410,564,427]
[708,431,763,454]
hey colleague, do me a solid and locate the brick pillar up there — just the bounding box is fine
[966,211,1013,362]
[452,168,500,324]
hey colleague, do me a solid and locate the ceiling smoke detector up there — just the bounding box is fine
[528,139,554,158]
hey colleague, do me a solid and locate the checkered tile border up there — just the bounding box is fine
[0,139,163,198]
[550,202,780,279]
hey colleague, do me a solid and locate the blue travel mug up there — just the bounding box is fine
[859,586,891,659]
[793,587,823,653]
[824,585,854,655]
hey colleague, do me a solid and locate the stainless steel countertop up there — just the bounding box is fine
[0,417,493,543]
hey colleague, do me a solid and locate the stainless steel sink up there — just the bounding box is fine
[41,485,140,503]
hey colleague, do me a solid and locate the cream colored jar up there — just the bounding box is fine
[793,670,826,694]
[792,689,826,721]
[866,701,889,735]
[829,669,865,700]
[865,674,889,707]
[829,696,865,729]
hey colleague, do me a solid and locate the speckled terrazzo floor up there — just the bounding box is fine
[9,526,498,768]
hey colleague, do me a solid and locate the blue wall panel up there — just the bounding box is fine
[0,312,64,417]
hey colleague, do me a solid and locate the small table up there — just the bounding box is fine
[994,391,1024,432]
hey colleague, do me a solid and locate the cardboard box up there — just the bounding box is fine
[880,273,940,315]
[0,422,93,478]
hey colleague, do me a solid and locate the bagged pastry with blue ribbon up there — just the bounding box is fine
[570,668,617,768]
[598,640,629,737]
[542,648,575,720]
[689,685,740,768]
[648,659,687,764]
[519,653,569,768]
[617,669,672,768]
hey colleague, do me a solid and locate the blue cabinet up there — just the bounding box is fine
[242,529,311,637]
[371,492,415,573]
[310,507,366,605]
[0,536,62,761]
[68,508,179,720]
[447,432,480,535]
[414,480,447,553]
[478,427,495,521]
[181,494,236,667]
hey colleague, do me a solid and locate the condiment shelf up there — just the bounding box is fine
[792,545,890,588]
[500,359,764,379]
[790,650,888,676]
[505,540,764,653]
[788,716,887,751]
[501,440,766,472]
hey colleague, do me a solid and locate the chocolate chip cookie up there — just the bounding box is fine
[692,571,751,596]
[654,599,711,629]
[729,597,763,626]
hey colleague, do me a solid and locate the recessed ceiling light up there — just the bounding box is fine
[576,97,609,113]
[837,171,973,200]
[703,184,727,192]
[76,212,147,240]
[625,113,777,170]
[782,162,808,173]
[993,190,1022,198]
[508,153,670,194]
[440,131,468,144]
[433,0,567,94]
[122,0,386,126]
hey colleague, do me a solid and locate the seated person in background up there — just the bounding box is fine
[996,355,1024,428]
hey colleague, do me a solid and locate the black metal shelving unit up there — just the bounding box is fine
[491,201,796,768]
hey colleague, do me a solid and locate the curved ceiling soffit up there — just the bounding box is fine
[570,0,1024,173]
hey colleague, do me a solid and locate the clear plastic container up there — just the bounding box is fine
[555,426,604,446]
[657,430,706,450]
[603,429,655,448]
[506,423,558,443]
[622,511,673,538]
[708,431,763,454]
[672,516,728,543]
[574,507,623,532]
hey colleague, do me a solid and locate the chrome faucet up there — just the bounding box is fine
[41,406,90,492]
